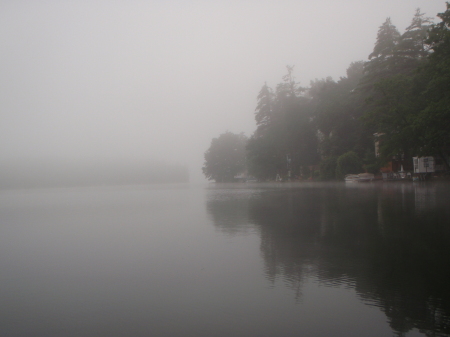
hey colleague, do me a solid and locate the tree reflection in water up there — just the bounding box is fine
[206,182,450,337]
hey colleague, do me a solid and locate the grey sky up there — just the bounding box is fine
[0,0,446,182]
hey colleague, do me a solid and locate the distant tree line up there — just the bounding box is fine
[203,4,450,182]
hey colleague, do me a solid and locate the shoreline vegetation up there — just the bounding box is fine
[203,4,450,183]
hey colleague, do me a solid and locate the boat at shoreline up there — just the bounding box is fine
[345,173,375,183]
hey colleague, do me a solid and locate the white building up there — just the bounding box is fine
[413,157,435,174]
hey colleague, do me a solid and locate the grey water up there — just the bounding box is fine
[1,182,449,337]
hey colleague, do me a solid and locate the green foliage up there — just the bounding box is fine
[247,66,319,180]
[362,17,402,89]
[309,62,367,159]
[254,83,275,129]
[369,17,401,60]
[365,5,450,169]
[335,151,363,180]
[319,156,338,181]
[202,132,248,182]
[361,11,431,94]
[310,60,378,163]
[360,7,450,169]
[362,149,380,174]
[207,6,450,181]
[246,132,285,181]
[364,74,419,161]
[398,8,433,61]
[412,3,450,165]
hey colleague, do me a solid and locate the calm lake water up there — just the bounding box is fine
[1,182,449,337]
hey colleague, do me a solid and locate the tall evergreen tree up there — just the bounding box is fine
[363,17,401,87]
[399,8,433,60]
[276,65,304,98]
[367,74,419,162]
[369,17,401,60]
[254,83,275,133]
[412,3,450,167]
[247,66,318,180]
[310,62,370,160]
[360,11,435,165]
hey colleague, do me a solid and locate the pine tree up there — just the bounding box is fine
[396,8,434,73]
[254,83,274,133]
[400,8,433,59]
[364,18,401,84]
[412,3,450,166]
[369,18,401,60]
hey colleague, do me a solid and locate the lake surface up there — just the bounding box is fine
[1,182,449,336]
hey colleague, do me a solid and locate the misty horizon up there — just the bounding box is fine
[0,1,446,185]
[1,2,449,334]
[0,158,189,189]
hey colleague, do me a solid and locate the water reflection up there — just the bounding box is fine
[206,185,260,236]
[206,182,450,336]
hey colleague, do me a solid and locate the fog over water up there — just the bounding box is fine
[1,182,449,336]
[0,0,446,184]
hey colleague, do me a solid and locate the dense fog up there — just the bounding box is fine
[0,1,445,186]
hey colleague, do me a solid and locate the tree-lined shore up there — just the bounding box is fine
[203,4,450,182]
